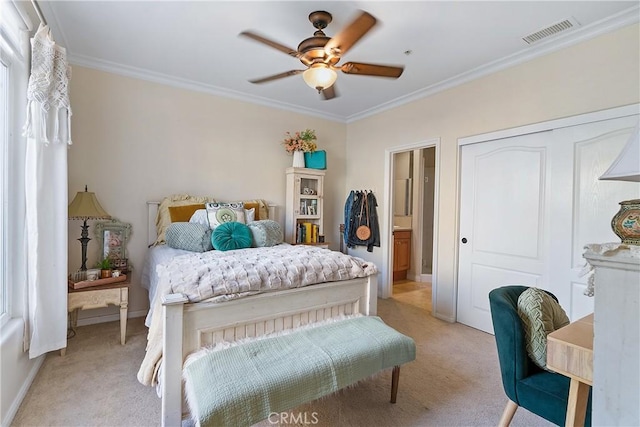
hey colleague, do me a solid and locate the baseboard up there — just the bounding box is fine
[434,311,455,323]
[408,273,432,282]
[419,273,432,282]
[76,309,148,327]
[2,354,45,427]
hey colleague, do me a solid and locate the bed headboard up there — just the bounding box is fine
[146,201,277,247]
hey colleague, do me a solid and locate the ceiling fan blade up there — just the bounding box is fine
[239,31,299,58]
[249,70,304,84]
[324,11,377,58]
[340,62,404,78]
[321,84,338,100]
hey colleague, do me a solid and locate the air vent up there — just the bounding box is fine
[522,17,580,45]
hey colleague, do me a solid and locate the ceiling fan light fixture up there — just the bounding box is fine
[303,64,337,92]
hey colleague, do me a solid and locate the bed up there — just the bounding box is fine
[137,198,379,426]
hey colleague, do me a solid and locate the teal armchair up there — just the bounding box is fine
[488,286,592,426]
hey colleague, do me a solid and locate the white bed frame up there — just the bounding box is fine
[145,202,378,426]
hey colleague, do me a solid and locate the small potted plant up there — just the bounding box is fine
[98,258,112,279]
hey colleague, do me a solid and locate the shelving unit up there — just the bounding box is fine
[285,167,325,245]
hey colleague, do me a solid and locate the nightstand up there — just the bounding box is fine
[61,281,129,356]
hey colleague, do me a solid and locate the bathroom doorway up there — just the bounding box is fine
[386,141,439,313]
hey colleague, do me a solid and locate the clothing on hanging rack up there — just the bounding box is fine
[343,190,380,252]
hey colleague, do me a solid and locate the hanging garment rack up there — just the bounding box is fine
[30,0,47,26]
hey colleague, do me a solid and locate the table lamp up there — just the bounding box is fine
[68,186,111,270]
[599,121,640,245]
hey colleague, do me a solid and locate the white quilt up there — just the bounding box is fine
[159,244,377,303]
[137,244,378,387]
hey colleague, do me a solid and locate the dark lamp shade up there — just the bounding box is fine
[68,191,111,220]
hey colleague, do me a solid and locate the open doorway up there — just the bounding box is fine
[384,139,439,314]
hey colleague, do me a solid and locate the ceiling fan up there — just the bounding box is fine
[239,10,404,100]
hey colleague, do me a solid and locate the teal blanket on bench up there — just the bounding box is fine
[183,316,416,427]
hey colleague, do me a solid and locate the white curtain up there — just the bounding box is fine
[23,24,71,358]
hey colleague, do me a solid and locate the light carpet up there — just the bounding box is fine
[11,286,552,427]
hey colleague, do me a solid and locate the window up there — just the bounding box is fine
[0,57,7,321]
[0,0,30,326]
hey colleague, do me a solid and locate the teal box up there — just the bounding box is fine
[304,150,327,169]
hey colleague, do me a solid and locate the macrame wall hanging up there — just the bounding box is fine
[23,23,72,145]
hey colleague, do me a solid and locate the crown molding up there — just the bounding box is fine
[67,54,346,123]
[56,4,638,124]
[346,5,640,123]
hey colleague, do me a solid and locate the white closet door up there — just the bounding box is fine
[457,131,552,334]
[457,115,638,334]
[549,117,639,320]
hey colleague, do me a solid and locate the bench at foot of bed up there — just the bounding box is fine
[182,315,416,427]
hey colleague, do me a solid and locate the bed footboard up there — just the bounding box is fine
[161,274,377,427]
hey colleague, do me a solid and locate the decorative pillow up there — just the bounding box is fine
[191,208,254,227]
[166,223,213,252]
[247,220,283,247]
[205,202,246,229]
[168,204,205,223]
[245,208,255,223]
[241,200,269,220]
[243,202,261,220]
[211,221,253,251]
[213,200,269,220]
[517,287,570,371]
[189,209,210,227]
[155,194,215,245]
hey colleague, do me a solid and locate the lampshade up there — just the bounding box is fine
[302,64,337,92]
[68,189,111,220]
[599,121,640,182]
[597,121,640,246]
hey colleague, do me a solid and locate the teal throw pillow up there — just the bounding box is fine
[211,221,253,251]
[517,287,570,371]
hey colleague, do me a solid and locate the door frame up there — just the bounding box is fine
[458,104,639,147]
[383,138,440,300]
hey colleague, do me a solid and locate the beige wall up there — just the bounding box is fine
[67,68,347,320]
[67,24,639,323]
[345,24,640,321]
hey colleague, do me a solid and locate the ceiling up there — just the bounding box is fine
[37,1,639,123]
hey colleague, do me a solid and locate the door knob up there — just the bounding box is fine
[461,238,468,244]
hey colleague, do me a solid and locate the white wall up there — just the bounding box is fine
[67,67,347,320]
[345,24,640,321]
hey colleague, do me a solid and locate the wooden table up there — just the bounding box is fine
[547,313,593,427]
[61,282,129,356]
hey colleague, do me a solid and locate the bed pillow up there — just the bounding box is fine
[245,208,255,223]
[155,194,215,245]
[243,202,261,220]
[166,222,213,252]
[247,220,283,247]
[517,287,570,371]
[169,204,205,223]
[189,209,210,227]
[191,208,255,227]
[205,202,246,229]
[241,200,269,220]
[211,221,253,251]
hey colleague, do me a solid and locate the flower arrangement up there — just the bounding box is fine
[282,129,317,154]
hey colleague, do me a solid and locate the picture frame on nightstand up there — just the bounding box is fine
[95,219,132,270]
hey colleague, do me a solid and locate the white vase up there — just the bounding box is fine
[292,151,305,168]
